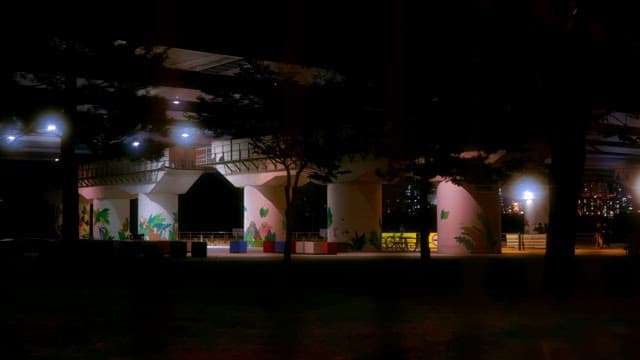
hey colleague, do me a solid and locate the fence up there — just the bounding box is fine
[178,232,240,246]
[178,231,326,246]
[505,233,547,249]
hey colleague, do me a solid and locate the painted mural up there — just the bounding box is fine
[244,206,276,247]
[169,212,178,241]
[118,218,130,240]
[328,206,380,250]
[138,212,177,240]
[79,203,91,239]
[329,207,351,242]
[88,207,131,240]
[94,207,113,240]
[453,212,496,253]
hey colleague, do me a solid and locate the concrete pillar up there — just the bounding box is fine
[138,193,178,240]
[243,185,285,247]
[436,181,501,255]
[327,182,382,248]
[92,198,131,240]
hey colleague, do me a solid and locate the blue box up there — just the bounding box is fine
[230,240,248,253]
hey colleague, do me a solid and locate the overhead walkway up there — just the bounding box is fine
[77,147,203,241]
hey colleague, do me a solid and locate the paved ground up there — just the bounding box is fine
[2,245,638,359]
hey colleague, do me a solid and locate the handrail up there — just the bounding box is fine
[195,138,268,166]
[291,232,326,242]
[178,231,241,243]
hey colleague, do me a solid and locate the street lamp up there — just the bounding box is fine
[37,111,66,138]
[523,190,534,206]
[1,113,65,161]
[1,118,24,147]
[169,121,201,146]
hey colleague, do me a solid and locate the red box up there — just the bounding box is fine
[263,241,275,252]
[322,242,338,254]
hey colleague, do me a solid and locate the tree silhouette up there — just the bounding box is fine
[195,59,378,263]
[2,37,174,242]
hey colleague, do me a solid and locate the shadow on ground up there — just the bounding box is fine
[2,251,640,359]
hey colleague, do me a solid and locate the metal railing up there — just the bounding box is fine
[177,231,326,245]
[291,232,327,242]
[195,138,266,166]
[78,150,201,187]
[178,231,241,246]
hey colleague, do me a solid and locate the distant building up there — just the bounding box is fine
[577,181,632,218]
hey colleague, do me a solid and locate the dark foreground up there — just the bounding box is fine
[2,252,640,359]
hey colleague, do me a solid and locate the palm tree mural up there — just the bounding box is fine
[139,213,172,240]
[454,212,496,253]
[94,207,112,240]
[117,217,129,240]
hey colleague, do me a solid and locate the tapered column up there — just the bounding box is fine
[92,198,131,240]
[327,183,382,248]
[243,185,285,247]
[138,193,178,240]
[436,181,501,255]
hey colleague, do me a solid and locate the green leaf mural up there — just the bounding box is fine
[454,212,494,253]
[139,213,173,240]
[440,209,449,220]
[147,213,164,228]
[259,207,269,218]
[169,212,179,240]
[94,208,111,226]
[79,204,91,239]
[350,231,367,250]
[454,233,477,252]
[244,221,256,242]
[94,207,113,240]
[80,205,89,224]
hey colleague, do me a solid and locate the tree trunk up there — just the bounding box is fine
[61,59,79,243]
[61,134,79,242]
[543,24,589,293]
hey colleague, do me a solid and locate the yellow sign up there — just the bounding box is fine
[380,232,438,250]
[428,232,438,248]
